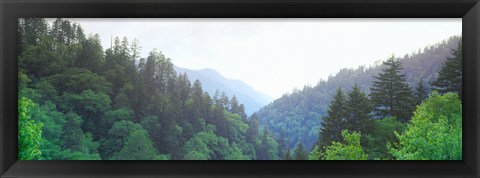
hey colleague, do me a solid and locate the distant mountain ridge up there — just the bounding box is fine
[255,36,462,151]
[174,66,273,115]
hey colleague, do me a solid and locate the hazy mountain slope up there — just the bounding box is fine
[174,66,273,115]
[256,36,461,151]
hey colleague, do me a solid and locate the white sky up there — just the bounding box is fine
[59,18,461,99]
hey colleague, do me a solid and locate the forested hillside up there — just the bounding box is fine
[18,18,280,160]
[256,36,461,151]
[17,18,462,160]
[174,66,273,115]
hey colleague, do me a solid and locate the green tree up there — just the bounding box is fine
[182,126,246,160]
[75,34,105,73]
[308,146,322,160]
[389,92,462,160]
[99,120,143,159]
[257,128,279,160]
[370,55,415,122]
[111,129,168,160]
[432,40,462,98]
[18,97,43,160]
[345,84,374,135]
[414,78,428,106]
[246,113,260,145]
[283,148,292,160]
[19,18,49,49]
[318,87,347,150]
[60,112,84,151]
[293,142,308,160]
[364,117,405,160]
[323,130,367,160]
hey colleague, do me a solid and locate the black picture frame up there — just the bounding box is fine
[1,0,479,177]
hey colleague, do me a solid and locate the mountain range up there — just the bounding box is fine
[174,66,273,115]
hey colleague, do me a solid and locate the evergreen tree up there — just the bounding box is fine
[246,113,259,145]
[75,34,105,73]
[370,55,415,122]
[414,78,428,106]
[278,130,287,157]
[238,104,248,122]
[283,148,292,160]
[18,18,49,50]
[111,129,168,160]
[293,142,308,160]
[345,84,374,134]
[318,88,347,150]
[60,112,84,151]
[229,95,240,114]
[432,40,462,98]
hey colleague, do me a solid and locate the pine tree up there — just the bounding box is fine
[229,95,240,114]
[432,40,462,98]
[414,79,428,106]
[318,88,347,150]
[283,148,292,160]
[345,84,374,134]
[370,55,415,122]
[293,142,308,160]
[60,112,84,151]
[246,113,259,145]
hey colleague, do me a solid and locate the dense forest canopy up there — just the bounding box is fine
[18,18,462,160]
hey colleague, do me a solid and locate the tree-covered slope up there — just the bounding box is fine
[174,66,273,115]
[18,18,280,160]
[255,36,461,151]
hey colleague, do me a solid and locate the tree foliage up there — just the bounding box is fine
[323,130,368,160]
[18,97,43,160]
[18,18,461,161]
[389,92,462,160]
[432,40,462,98]
[370,55,415,122]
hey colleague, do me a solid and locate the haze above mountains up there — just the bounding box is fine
[174,66,273,115]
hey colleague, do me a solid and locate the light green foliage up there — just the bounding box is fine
[182,126,249,160]
[389,92,462,160]
[18,97,43,160]
[224,111,248,143]
[308,146,322,160]
[323,130,367,160]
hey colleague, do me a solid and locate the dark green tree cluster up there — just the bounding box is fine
[432,39,462,98]
[18,18,277,160]
[317,85,373,152]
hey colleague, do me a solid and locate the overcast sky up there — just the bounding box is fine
[59,18,461,99]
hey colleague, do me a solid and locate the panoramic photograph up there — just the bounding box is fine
[18,18,462,160]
